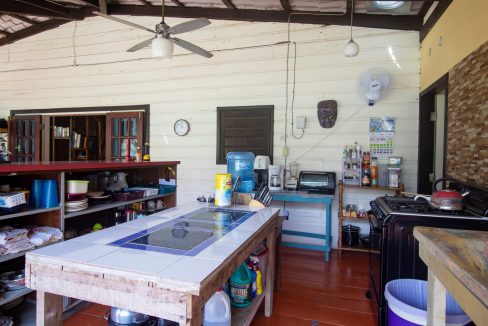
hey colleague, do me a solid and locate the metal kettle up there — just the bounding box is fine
[415,178,469,211]
[430,178,469,211]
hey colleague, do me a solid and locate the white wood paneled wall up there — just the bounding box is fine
[0,16,420,248]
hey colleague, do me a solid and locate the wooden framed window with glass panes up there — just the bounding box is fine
[106,112,144,161]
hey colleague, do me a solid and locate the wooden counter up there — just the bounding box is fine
[26,204,282,326]
[413,227,488,326]
[0,160,180,173]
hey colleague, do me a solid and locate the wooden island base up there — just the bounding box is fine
[26,209,281,326]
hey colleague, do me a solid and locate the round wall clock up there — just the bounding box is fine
[174,119,190,136]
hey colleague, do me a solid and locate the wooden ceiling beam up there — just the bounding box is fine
[98,0,107,14]
[0,19,69,46]
[418,0,436,20]
[0,0,85,20]
[109,5,422,30]
[7,13,37,25]
[170,0,184,7]
[279,0,291,12]
[137,0,152,6]
[221,0,236,10]
[420,0,453,41]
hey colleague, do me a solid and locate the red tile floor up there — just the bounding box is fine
[64,248,375,325]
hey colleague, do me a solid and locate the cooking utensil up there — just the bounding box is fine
[0,270,26,291]
[342,225,360,247]
[108,307,149,325]
[66,180,89,194]
[414,178,469,211]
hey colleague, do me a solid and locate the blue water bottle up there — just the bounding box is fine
[226,152,255,193]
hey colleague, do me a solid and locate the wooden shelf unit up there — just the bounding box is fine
[0,161,179,312]
[337,180,403,256]
[51,115,105,162]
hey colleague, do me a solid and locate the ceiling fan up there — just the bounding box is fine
[93,0,213,59]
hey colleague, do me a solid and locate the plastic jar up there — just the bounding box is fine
[226,152,255,193]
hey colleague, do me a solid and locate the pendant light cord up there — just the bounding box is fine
[350,0,354,40]
[161,0,165,23]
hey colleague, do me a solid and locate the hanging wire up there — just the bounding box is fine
[72,21,78,66]
[350,0,354,40]
[289,42,303,140]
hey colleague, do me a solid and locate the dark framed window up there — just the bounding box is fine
[216,105,274,164]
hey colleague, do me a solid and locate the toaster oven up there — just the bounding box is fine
[297,171,336,195]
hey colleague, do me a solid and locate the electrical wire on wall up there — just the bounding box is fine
[283,11,345,171]
[72,21,78,66]
[286,18,303,141]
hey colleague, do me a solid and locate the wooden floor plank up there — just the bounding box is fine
[251,248,374,326]
[65,248,374,326]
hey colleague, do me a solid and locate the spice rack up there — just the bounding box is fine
[337,180,404,255]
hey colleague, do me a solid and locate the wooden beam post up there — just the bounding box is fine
[264,227,277,317]
[137,0,151,6]
[279,0,291,12]
[427,270,446,326]
[171,0,184,7]
[36,291,63,326]
[7,13,36,24]
[98,0,107,14]
[221,0,236,10]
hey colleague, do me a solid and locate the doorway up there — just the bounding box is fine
[418,74,448,194]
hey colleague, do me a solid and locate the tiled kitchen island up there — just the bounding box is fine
[25,203,281,326]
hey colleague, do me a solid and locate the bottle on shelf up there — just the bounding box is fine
[362,169,371,186]
[136,146,142,162]
[371,157,378,186]
[143,142,151,162]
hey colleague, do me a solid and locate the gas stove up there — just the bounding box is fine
[375,195,483,219]
[368,182,488,326]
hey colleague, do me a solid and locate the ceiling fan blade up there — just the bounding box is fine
[171,37,213,58]
[127,38,154,52]
[93,11,156,34]
[167,18,211,35]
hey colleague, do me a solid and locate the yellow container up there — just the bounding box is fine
[215,173,232,207]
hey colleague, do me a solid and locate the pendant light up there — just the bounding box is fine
[344,0,359,57]
[152,0,174,59]
[152,35,173,59]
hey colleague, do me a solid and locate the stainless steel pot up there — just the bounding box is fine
[110,307,149,325]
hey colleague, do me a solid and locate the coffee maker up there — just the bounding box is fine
[268,165,284,191]
[254,156,270,190]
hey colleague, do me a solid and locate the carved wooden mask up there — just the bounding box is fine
[317,100,337,128]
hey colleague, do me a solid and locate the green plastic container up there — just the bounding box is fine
[229,262,252,307]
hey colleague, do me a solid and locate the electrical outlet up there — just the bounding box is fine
[282,147,289,157]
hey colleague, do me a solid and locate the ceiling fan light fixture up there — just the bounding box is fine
[372,1,405,10]
[152,37,174,59]
[344,39,360,57]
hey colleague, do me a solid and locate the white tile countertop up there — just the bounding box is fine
[26,203,279,294]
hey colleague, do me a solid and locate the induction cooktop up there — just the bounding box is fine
[109,207,255,256]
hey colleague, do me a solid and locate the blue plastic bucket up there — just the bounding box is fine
[385,279,470,326]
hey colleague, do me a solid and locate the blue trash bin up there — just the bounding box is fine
[385,279,470,326]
